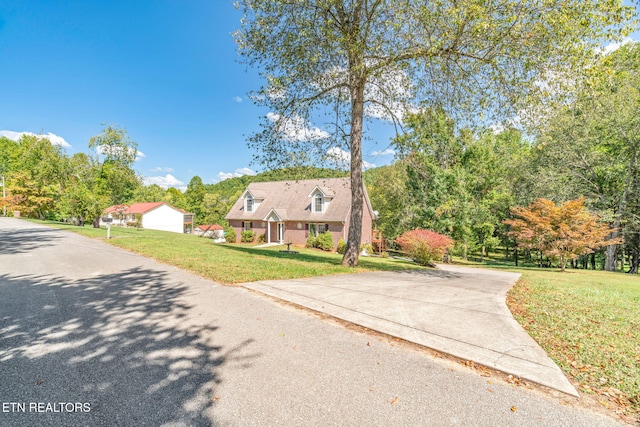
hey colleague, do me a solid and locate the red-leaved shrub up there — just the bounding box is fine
[396,229,454,266]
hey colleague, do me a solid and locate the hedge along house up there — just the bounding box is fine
[101,202,194,234]
[225,177,376,249]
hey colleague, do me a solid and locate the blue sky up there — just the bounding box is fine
[0,1,637,190]
[0,0,397,190]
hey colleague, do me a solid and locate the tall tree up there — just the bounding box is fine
[235,0,634,266]
[131,184,166,203]
[535,42,640,271]
[88,124,141,227]
[6,135,67,218]
[184,176,206,223]
[56,152,105,225]
[391,109,529,258]
[163,187,187,210]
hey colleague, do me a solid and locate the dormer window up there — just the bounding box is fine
[314,193,324,213]
[246,195,254,212]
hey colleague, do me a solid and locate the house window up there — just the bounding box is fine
[314,193,324,212]
[307,223,328,236]
[243,221,253,231]
[246,195,254,212]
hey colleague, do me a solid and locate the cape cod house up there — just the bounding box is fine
[225,177,376,249]
[101,202,194,234]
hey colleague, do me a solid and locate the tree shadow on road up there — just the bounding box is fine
[0,228,64,255]
[0,267,259,426]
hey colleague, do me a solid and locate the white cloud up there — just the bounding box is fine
[326,147,375,170]
[217,167,257,181]
[0,130,71,148]
[266,112,330,142]
[371,148,395,156]
[143,174,186,190]
[234,96,243,103]
[599,37,634,55]
[150,166,175,173]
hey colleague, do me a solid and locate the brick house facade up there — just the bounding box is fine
[225,178,376,249]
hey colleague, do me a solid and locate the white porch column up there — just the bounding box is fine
[267,220,272,244]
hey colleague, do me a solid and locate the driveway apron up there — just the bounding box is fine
[241,265,578,396]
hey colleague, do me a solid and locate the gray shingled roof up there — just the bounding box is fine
[225,177,373,222]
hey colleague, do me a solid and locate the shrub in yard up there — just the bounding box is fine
[258,233,266,243]
[396,229,454,266]
[317,231,334,251]
[225,227,236,243]
[306,235,318,248]
[241,230,255,243]
[337,239,347,254]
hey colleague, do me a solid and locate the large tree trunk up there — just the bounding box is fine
[342,74,366,267]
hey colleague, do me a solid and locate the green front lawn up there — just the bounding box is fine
[33,220,423,283]
[507,268,639,418]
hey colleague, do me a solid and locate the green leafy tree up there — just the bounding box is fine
[235,0,632,267]
[535,42,640,271]
[201,193,232,227]
[88,124,142,227]
[184,176,206,223]
[6,135,67,218]
[56,152,105,225]
[163,187,187,210]
[364,163,412,240]
[132,184,166,203]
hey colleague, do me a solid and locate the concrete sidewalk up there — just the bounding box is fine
[240,264,579,397]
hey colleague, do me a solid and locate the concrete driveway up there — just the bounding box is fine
[0,218,621,426]
[240,266,578,397]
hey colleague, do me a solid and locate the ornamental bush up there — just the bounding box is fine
[337,239,347,254]
[241,230,255,243]
[306,235,318,248]
[396,229,454,266]
[317,231,334,251]
[224,227,236,243]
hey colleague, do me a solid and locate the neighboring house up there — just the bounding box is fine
[225,177,376,248]
[194,224,224,240]
[101,202,194,234]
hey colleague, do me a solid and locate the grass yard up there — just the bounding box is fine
[34,220,424,283]
[451,251,639,418]
[504,267,639,418]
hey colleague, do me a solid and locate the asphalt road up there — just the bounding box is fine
[0,218,624,426]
